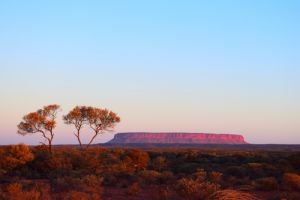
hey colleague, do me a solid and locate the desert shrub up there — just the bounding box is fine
[289,153,300,171]
[193,168,207,182]
[52,175,103,196]
[75,148,105,174]
[1,182,51,200]
[152,156,167,172]
[154,187,171,200]
[200,182,220,199]
[2,183,25,200]
[213,189,260,200]
[48,154,73,177]
[102,172,118,186]
[29,146,55,177]
[175,178,219,200]
[262,163,281,178]
[80,175,103,194]
[283,173,300,191]
[176,162,201,174]
[0,144,34,176]
[245,163,266,179]
[277,192,300,200]
[175,178,199,200]
[224,176,252,188]
[23,181,51,200]
[247,163,263,168]
[253,177,278,191]
[209,171,223,184]
[99,151,121,173]
[101,149,149,175]
[52,177,77,192]
[157,171,175,184]
[126,182,141,196]
[138,170,161,184]
[225,166,247,178]
[62,191,89,200]
[278,159,294,172]
[124,149,150,171]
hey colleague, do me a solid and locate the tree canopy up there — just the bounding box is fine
[17,104,60,152]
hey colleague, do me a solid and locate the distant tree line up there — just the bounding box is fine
[17,104,121,152]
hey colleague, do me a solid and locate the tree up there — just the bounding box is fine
[63,106,88,147]
[17,104,60,152]
[86,107,120,148]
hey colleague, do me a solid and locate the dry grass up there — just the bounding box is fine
[213,189,261,200]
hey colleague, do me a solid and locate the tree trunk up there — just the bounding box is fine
[48,139,52,153]
[76,129,82,147]
[87,132,98,149]
[49,130,54,153]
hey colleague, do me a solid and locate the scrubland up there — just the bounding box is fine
[1,144,300,200]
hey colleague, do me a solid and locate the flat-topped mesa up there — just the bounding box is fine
[108,132,247,144]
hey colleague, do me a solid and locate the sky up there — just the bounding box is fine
[0,0,299,145]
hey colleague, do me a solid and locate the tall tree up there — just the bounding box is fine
[17,104,60,152]
[63,106,88,146]
[86,107,120,148]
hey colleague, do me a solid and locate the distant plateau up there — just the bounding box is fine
[108,132,247,144]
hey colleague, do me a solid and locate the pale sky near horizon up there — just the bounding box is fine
[0,1,299,145]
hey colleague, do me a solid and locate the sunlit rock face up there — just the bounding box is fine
[108,132,247,144]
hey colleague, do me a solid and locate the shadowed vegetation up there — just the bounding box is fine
[1,144,300,199]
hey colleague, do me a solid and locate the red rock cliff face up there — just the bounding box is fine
[108,132,247,144]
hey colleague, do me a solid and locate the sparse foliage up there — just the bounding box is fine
[63,106,88,146]
[86,107,120,148]
[17,104,60,152]
[63,106,120,148]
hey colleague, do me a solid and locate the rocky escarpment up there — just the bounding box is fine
[108,132,247,144]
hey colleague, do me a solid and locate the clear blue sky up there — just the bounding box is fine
[0,0,299,144]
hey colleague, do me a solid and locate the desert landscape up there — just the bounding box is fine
[1,1,299,200]
[1,105,298,200]
[0,105,299,200]
[1,141,300,200]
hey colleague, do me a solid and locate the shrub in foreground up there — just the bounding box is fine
[283,173,300,191]
[1,182,51,200]
[213,189,260,200]
[0,144,34,176]
[175,178,219,200]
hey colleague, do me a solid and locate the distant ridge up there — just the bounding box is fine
[108,132,247,144]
